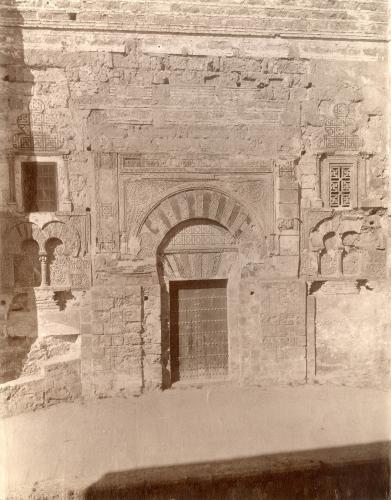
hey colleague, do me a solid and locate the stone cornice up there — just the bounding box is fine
[0,2,389,42]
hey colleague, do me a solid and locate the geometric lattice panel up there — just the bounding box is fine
[329,164,352,208]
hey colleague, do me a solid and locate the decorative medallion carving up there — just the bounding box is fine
[12,99,63,152]
[319,103,362,151]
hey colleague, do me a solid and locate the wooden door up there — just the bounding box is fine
[170,279,228,382]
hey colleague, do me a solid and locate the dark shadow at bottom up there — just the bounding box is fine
[84,442,390,500]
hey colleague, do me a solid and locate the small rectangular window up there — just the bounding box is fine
[329,164,352,208]
[22,162,58,212]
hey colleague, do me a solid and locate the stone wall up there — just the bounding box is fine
[81,285,143,398]
[80,283,171,399]
[313,281,391,387]
[239,278,307,385]
[0,1,389,415]
[0,346,81,417]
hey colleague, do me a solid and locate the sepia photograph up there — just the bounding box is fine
[0,0,390,498]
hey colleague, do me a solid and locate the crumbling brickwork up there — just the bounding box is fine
[0,0,389,416]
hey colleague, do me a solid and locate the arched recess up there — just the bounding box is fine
[319,231,340,276]
[308,214,369,278]
[4,221,82,289]
[14,239,41,287]
[128,187,262,258]
[42,221,81,257]
[6,220,81,258]
[4,223,45,289]
[6,222,46,254]
[157,218,243,389]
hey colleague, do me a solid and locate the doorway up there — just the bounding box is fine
[169,279,228,383]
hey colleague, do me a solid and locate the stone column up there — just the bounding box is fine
[336,248,344,277]
[39,253,48,287]
[316,250,322,275]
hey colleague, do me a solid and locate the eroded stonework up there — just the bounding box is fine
[0,0,390,418]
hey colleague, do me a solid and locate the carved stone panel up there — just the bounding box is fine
[223,177,274,235]
[95,153,119,253]
[123,177,183,242]
[69,174,88,209]
[119,154,274,174]
[238,278,307,383]
[46,238,70,288]
[258,281,306,337]
[69,257,91,289]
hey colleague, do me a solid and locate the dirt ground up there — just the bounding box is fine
[0,384,390,499]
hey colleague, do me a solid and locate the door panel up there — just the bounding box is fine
[170,279,228,382]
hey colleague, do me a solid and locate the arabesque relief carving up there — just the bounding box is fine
[120,171,275,259]
[123,178,182,243]
[46,238,70,288]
